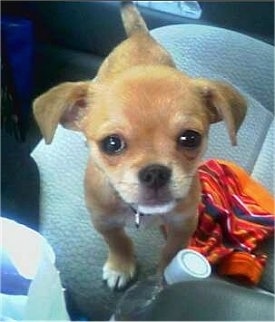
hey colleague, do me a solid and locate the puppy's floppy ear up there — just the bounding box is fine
[192,79,247,146]
[33,81,92,144]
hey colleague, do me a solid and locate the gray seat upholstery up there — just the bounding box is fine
[137,278,275,321]
[32,24,274,320]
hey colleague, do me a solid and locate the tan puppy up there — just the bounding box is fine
[33,2,247,290]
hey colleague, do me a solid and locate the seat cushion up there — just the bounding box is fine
[252,119,274,194]
[151,24,274,113]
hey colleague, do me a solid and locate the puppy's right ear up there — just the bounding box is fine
[33,81,92,144]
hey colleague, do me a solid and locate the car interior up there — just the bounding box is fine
[1,1,274,321]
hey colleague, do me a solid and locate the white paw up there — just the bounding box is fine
[103,263,135,290]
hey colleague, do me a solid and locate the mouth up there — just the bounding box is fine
[136,200,176,215]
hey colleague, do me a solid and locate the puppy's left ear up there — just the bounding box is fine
[192,79,247,145]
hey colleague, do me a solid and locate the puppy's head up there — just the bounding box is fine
[33,66,246,215]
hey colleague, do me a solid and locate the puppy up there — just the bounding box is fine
[33,1,247,290]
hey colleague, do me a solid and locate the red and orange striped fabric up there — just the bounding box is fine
[188,159,274,285]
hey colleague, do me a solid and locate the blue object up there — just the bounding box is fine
[0,248,32,296]
[1,16,34,140]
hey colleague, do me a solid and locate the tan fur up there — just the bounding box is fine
[33,1,247,289]
[120,1,148,37]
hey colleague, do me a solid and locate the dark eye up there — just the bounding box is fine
[177,130,202,149]
[100,135,126,155]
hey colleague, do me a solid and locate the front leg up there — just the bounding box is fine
[85,162,136,290]
[101,227,136,290]
[159,214,198,272]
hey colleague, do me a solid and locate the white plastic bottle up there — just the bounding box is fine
[164,249,211,284]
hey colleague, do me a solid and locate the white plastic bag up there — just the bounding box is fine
[1,217,70,321]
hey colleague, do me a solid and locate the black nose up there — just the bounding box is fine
[138,164,171,189]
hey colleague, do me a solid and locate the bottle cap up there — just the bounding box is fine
[164,249,211,284]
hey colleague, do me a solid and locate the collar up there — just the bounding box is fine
[129,205,147,229]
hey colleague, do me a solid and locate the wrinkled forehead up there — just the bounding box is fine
[108,74,206,124]
[86,68,209,138]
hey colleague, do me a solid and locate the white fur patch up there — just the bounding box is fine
[103,263,134,290]
[137,200,176,215]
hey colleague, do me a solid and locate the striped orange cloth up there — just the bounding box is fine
[188,159,274,285]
